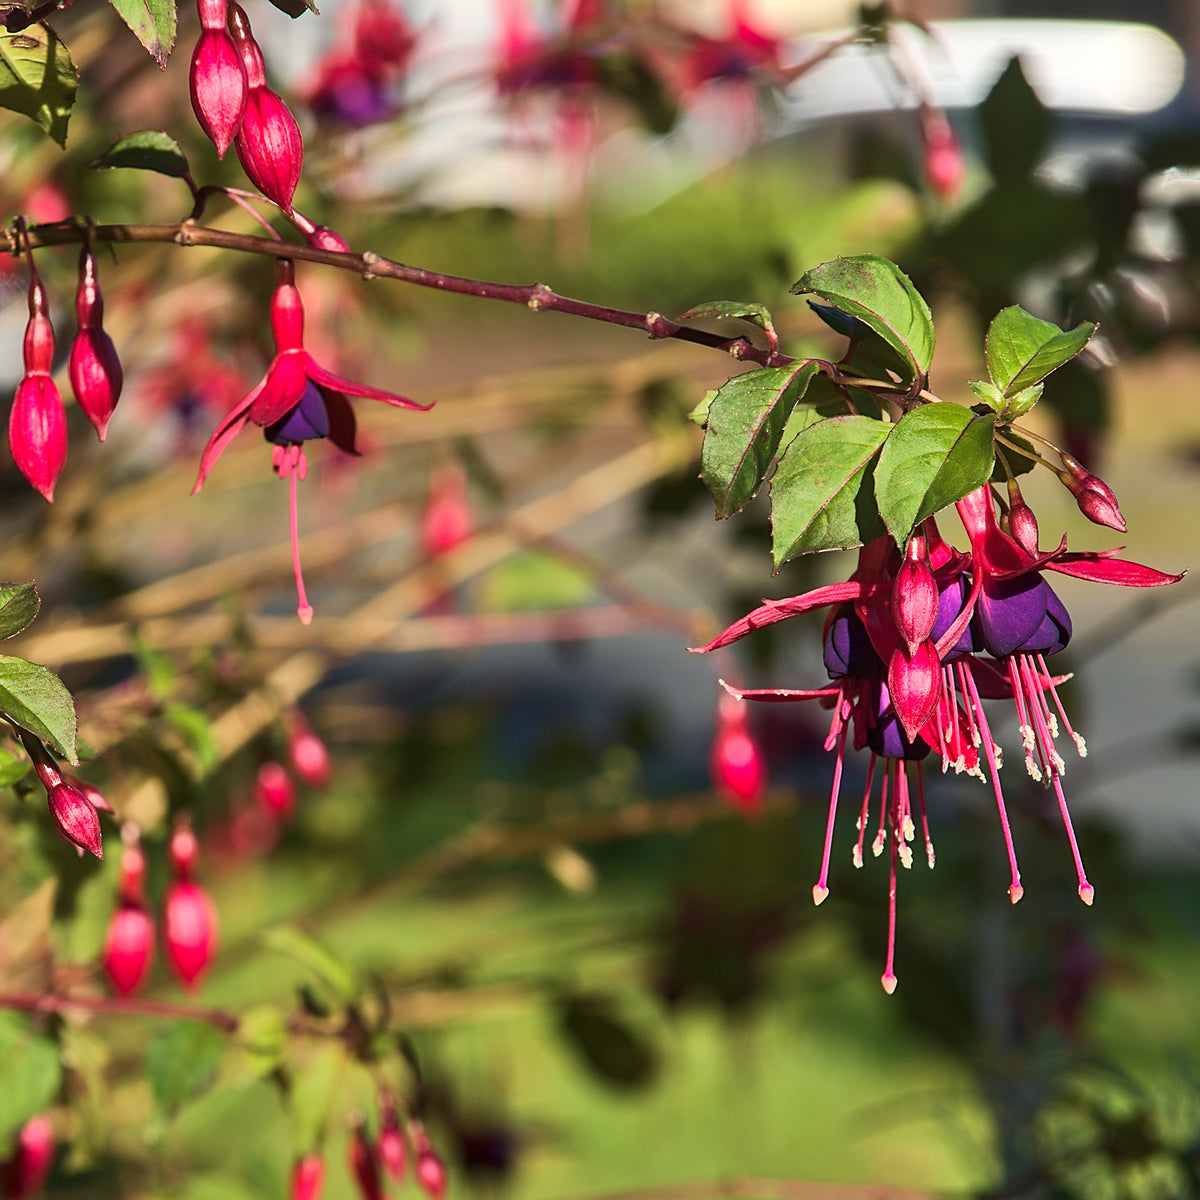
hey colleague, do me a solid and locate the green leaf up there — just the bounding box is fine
[791,255,934,383]
[480,551,594,612]
[108,0,177,67]
[0,655,77,763]
[0,1013,62,1155]
[701,363,820,518]
[289,1045,341,1154]
[231,1005,287,1085]
[92,130,190,179]
[980,56,1049,184]
[687,388,719,427]
[263,926,359,1004]
[0,25,77,146]
[874,404,996,542]
[557,993,659,1091]
[968,380,1004,412]
[678,300,778,351]
[770,415,889,564]
[985,306,1094,399]
[145,1021,224,1116]
[164,703,218,776]
[0,584,38,641]
[265,0,318,17]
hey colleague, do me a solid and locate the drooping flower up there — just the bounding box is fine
[190,0,249,157]
[164,820,219,990]
[192,259,432,621]
[693,484,1184,991]
[69,243,124,441]
[103,839,154,997]
[918,106,965,200]
[10,271,67,503]
[708,690,767,813]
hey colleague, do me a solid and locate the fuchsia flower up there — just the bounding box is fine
[291,1154,326,1200]
[103,840,154,997]
[709,690,767,813]
[10,272,67,503]
[694,483,1183,993]
[164,821,219,990]
[0,1115,54,1200]
[190,0,248,158]
[69,244,124,441]
[193,259,432,622]
[919,106,965,200]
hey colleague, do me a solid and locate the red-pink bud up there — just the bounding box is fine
[255,761,296,819]
[70,246,123,440]
[66,776,114,815]
[168,822,200,877]
[287,714,331,789]
[47,782,103,858]
[1057,455,1126,533]
[412,1126,446,1200]
[886,640,941,741]
[9,375,67,503]
[118,840,147,902]
[103,903,155,996]
[290,1153,325,1200]
[890,539,938,654]
[420,464,473,558]
[22,283,53,376]
[708,694,765,813]
[348,1122,383,1200]
[0,1115,54,1200]
[164,880,219,989]
[1007,498,1039,554]
[270,262,305,351]
[379,1093,407,1183]
[191,28,250,158]
[920,111,965,200]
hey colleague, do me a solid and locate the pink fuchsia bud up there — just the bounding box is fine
[890,537,938,654]
[230,3,304,214]
[412,1125,446,1200]
[47,782,103,858]
[255,761,296,819]
[708,692,766,813]
[69,246,123,441]
[117,839,147,902]
[0,1114,54,1200]
[420,463,473,558]
[919,109,965,200]
[191,21,249,158]
[290,1153,325,1200]
[1057,454,1126,533]
[103,903,155,996]
[886,640,941,741]
[291,213,352,254]
[69,777,114,815]
[287,713,331,789]
[164,880,219,989]
[1006,496,1040,555]
[168,821,200,878]
[9,376,67,504]
[348,1121,383,1200]
[379,1092,407,1182]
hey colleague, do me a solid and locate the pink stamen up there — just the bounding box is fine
[1006,658,1042,780]
[1037,652,1087,757]
[872,761,890,859]
[1018,655,1065,778]
[961,665,1023,903]
[914,764,935,868]
[813,723,848,905]
[853,756,876,868]
[881,769,899,995]
[895,761,914,870]
[1050,771,1093,904]
[287,446,313,624]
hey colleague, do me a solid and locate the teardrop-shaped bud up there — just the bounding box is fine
[379,1092,407,1183]
[708,694,766,813]
[69,328,123,442]
[420,463,473,557]
[0,1115,54,1200]
[412,1126,446,1200]
[47,781,103,858]
[288,714,331,788]
[164,880,219,989]
[255,761,296,819]
[69,777,115,815]
[191,28,250,157]
[348,1121,384,1200]
[920,111,965,199]
[168,821,200,878]
[290,1153,325,1200]
[890,540,938,653]
[1007,497,1040,555]
[9,375,67,503]
[1058,456,1126,533]
[886,640,941,741]
[103,904,155,996]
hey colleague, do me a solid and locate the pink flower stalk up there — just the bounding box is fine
[192,259,432,622]
[255,761,296,819]
[69,244,124,441]
[708,690,766,813]
[0,1115,54,1200]
[291,1154,325,1200]
[190,0,249,157]
[420,462,473,558]
[10,273,67,503]
[104,840,155,996]
[229,2,304,214]
[287,711,332,788]
[693,486,1184,991]
[919,107,965,200]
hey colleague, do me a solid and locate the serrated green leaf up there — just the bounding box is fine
[1004,382,1044,418]
[968,380,1004,412]
[678,300,777,349]
[108,0,177,67]
[0,25,77,146]
[289,1044,341,1154]
[0,1013,62,1155]
[0,655,77,763]
[92,130,190,179]
[791,255,934,384]
[701,363,820,518]
[985,306,1094,399]
[0,584,38,641]
[263,926,359,1004]
[874,404,996,541]
[146,1021,224,1116]
[770,415,889,564]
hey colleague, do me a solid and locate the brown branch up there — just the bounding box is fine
[0,989,240,1031]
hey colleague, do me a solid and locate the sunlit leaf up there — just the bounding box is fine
[0,25,76,145]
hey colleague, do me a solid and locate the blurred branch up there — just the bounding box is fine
[555,1177,939,1200]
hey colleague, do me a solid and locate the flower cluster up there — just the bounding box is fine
[694,483,1183,993]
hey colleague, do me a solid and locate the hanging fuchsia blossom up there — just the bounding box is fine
[694,483,1183,993]
[193,259,432,622]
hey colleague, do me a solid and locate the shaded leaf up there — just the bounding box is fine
[263,926,358,1004]
[0,1013,61,1156]
[985,306,1094,399]
[874,404,996,541]
[0,584,38,641]
[980,56,1049,184]
[687,388,719,428]
[0,25,76,146]
[701,362,820,518]
[92,130,190,179]
[108,0,177,67]
[0,655,77,763]
[770,415,889,564]
[557,993,658,1091]
[791,255,934,383]
[146,1021,224,1115]
[265,0,318,16]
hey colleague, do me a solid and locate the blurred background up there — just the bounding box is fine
[2,0,1200,1197]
